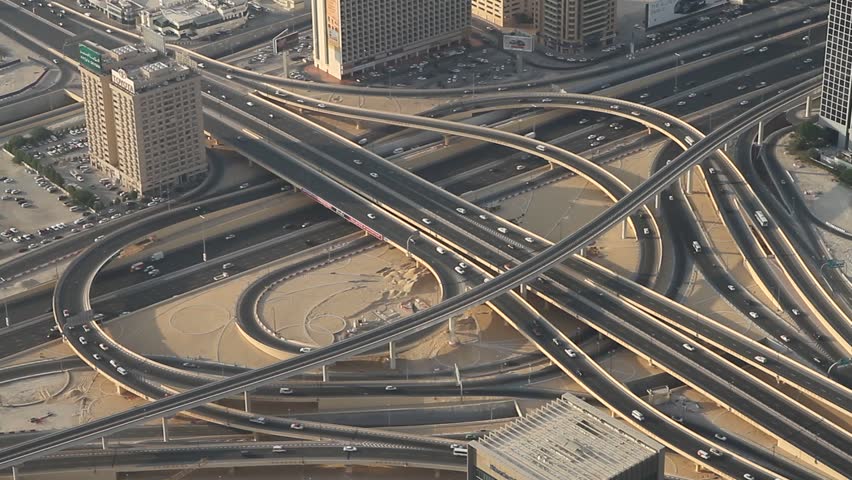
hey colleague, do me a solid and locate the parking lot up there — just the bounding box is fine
[0,122,149,259]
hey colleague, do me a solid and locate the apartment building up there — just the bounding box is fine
[140,0,248,39]
[537,0,616,52]
[78,41,206,195]
[312,0,470,79]
[820,0,852,149]
[471,0,535,28]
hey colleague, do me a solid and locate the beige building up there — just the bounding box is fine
[312,0,470,79]
[471,0,535,28]
[469,394,665,480]
[78,41,206,196]
[537,0,616,51]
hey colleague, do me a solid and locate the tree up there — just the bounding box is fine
[29,126,52,144]
[5,135,27,150]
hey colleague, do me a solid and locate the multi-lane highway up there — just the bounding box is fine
[0,1,849,478]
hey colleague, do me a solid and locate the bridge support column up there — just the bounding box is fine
[443,135,451,146]
[389,341,397,370]
[685,167,693,195]
[647,127,652,135]
[322,365,329,382]
[519,283,529,298]
[579,247,585,257]
[448,316,458,336]
[102,437,107,450]
[115,383,128,396]
[243,391,252,412]
[161,417,169,443]
[621,220,628,240]
[654,194,660,210]
[11,466,17,480]
[756,120,764,145]
[804,96,812,117]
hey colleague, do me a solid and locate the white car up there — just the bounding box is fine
[353,159,363,165]
[754,355,767,364]
[726,285,736,291]
[249,416,266,424]
[214,272,229,281]
[454,266,466,275]
[290,423,304,430]
[779,335,791,343]
[563,348,576,358]
[422,218,432,225]
[369,172,379,178]
[279,387,293,394]
[246,101,254,107]
[682,343,695,351]
[524,237,534,243]
[748,311,758,319]
[455,207,466,214]
[366,213,376,219]
[116,367,127,376]
[299,347,312,353]
[535,145,546,152]
[342,446,358,452]
[317,103,327,108]
[435,246,446,255]
[497,227,508,234]
[384,385,397,391]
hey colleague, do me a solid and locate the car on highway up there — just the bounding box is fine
[714,433,727,441]
[366,213,376,219]
[739,100,749,106]
[239,182,250,189]
[435,246,446,254]
[369,172,379,178]
[682,343,695,351]
[224,234,236,240]
[709,447,723,457]
[272,445,286,453]
[384,385,397,391]
[222,263,234,270]
[743,474,755,480]
[279,387,293,394]
[535,145,546,152]
[299,347,312,353]
[748,311,758,319]
[454,266,466,275]
[677,100,687,106]
[63,309,71,318]
[779,335,791,343]
[352,159,363,165]
[290,423,304,430]
[92,353,102,361]
[421,218,432,225]
[98,343,109,351]
[563,348,576,358]
[213,272,230,281]
[249,416,266,424]
[697,449,710,459]
[578,118,590,124]
[342,446,358,452]
[455,207,466,214]
[726,284,735,291]
[497,227,508,234]
[754,355,767,364]
[116,367,128,376]
[78,336,87,345]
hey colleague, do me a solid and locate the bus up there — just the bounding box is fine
[754,210,768,227]
[742,46,755,54]
[684,136,695,146]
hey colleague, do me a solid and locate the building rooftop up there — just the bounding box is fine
[111,58,191,93]
[472,394,664,480]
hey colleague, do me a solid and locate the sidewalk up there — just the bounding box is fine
[772,133,852,267]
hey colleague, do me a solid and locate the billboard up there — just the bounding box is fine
[79,44,103,73]
[646,0,727,28]
[502,34,534,53]
[326,0,341,48]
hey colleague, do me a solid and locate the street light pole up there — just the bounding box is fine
[673,52,681,93]
[405,231,420,258]
[198,214,207,262]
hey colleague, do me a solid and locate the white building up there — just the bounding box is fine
[820,0,852,149]
[140,0,248,39]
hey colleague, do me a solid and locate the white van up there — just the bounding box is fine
[452,446,468,457]
[691,241,702,253]
[631,410,645,421]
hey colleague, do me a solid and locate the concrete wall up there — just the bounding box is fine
[0,90,75,126]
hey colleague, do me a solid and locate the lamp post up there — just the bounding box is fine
[673,52,681,93]
[405,231,420,258]
[198,214,207,262]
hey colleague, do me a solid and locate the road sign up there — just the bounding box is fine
[826,259,845,268]
[302,189,384,241]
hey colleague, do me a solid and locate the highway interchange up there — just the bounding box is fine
[0,0,850,478]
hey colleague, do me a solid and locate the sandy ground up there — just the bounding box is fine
[774,133,852,269]
[0,369,148,433]
[0,63,46,97]
[260,246,439,348]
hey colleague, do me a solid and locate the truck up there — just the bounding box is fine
[149,251,164,262]
[753,210,768,227]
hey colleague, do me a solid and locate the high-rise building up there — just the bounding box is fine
[537,0,616,52]
[78,41,206,195]
[312,0,471,79]
[820,0,852,149]
[468,394,665,480]
[471,0,535,28]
